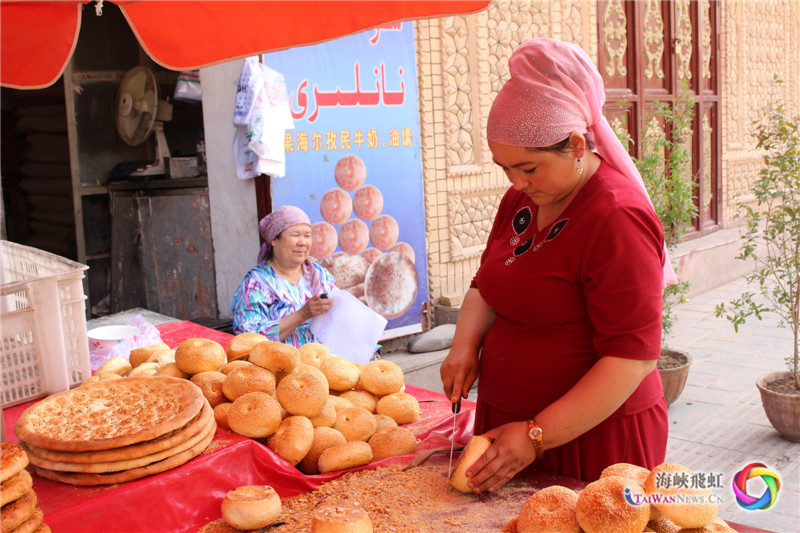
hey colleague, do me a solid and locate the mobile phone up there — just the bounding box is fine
[320,293,328,299]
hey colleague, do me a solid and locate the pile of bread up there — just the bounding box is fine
[1,442,50,533]
[15,376,214,486]
[501,460,738,533]
[454,439,734,533]
[93,333,421,475]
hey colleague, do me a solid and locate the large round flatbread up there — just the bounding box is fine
[364,251,418,319]
[0,468,33,506]
[22,401,213,464]
[23,416,216,473]
[321,252,370,289]
[0,489,37,531]
[16,376,205,452]
[0,442,29,482]
[33,421,216,486]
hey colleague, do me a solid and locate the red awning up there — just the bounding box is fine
[0,0,491,90]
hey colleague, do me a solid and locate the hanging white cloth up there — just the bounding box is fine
[233,57,294,179]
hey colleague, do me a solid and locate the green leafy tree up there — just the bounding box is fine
[617,85,698,345]
[715,76,800,390]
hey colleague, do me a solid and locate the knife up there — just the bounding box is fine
[447,398,462,478]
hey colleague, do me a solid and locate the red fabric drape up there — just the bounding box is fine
[0,2,82,89]
[0,1,491,89]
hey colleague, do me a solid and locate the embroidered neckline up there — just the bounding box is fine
[505,205,569,266]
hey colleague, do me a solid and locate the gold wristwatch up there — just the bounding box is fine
[527,419,544,460]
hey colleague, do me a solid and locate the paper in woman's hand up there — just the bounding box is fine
[309,288,387,365]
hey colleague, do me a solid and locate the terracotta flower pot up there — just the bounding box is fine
[756,370,800,442]
[658,350,692,408]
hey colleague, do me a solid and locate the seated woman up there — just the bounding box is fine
[232,205,336,347]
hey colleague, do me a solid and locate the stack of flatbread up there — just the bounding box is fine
[1,442,49,533]
[14,376,215,486]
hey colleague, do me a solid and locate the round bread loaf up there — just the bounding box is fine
[327,394,354,413]
[308,400,337,428]
[267,415,315,466]
[373,413,398,433]
[298,427,347,475]
[299,342,332,368]
[311,506,373,533]
[601,462,650,484]
[221,360,253,375]
[129,342,170,368]
[154,362,190,379]
[602,462,660,521]
[276,369,328,418]
[333,407,377,442]
[222,364,276,401]
[146,349,176,366]
[376,392,421,425]
[190,371,227,408]
[292,363,329,390]
[250,341,300,373]
[175,338,226,374]
[317,440,373,473]
[517,485,580,533]
[128,362,159,376]
[221,485,281,530]
[16,377,206,453]
[225,332,268,362]
[320,356,361,391]
[576,475,650,533]
[644,463,718,528]
[449,434,491,493]
[360,360,404,396]
[96,356,132,376]
[0,468,33,506]
[1,442,30,483]
[213,402,232,430]
[339,390,378,413]
[227,391,282,438]
[368,426,416,460]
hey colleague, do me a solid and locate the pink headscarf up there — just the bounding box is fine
[257,205,322,293]
[487,38,676,286]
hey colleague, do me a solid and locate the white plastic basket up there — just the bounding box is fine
[1,240,90,407]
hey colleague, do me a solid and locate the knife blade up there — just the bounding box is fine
[447,398,462,478]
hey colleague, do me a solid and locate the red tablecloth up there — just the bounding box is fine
[2,322,477,533]
[2,321,774,533]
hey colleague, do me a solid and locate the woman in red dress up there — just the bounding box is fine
[440,38,673,492]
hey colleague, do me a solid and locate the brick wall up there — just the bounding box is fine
[413,0,799,316]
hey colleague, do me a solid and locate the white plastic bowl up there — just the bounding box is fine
[87,325,139,351]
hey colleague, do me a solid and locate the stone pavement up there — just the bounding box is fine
[664,276,799,533]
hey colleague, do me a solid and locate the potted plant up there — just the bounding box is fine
[619,85,698,407]
[715,76,800,441]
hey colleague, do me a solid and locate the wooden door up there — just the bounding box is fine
[598,0,720,238]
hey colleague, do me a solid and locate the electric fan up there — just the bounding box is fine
[115,66,173,176]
